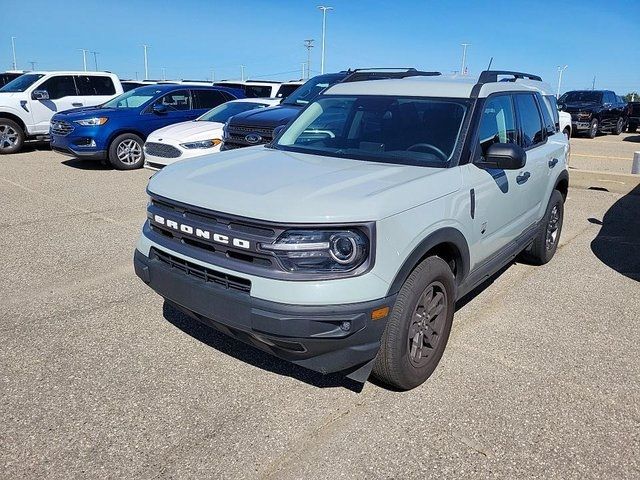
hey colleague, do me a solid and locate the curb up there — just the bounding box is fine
[569,168,640,196]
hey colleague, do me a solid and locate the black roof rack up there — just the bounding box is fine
[477,70,542,83]
[471,70,542,98]
[342,68,441,83]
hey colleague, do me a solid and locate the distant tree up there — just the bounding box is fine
[624,92,639,102]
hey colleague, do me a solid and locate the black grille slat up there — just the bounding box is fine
[144,142,182,158]
[151,248,251,293]
[50,120,74,136]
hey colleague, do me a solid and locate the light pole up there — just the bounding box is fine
[161,67,166,81]
[91,51,99,71]
[211,69,215,82]
[460,43,471,76]
[79,48,88,71]
[142,44,150,79]
[317,6,333,74]
[556,65,568,99]
[304,39,314,80]
[11,36,17,70]
[240,65,246,81]
[29,61,36,71]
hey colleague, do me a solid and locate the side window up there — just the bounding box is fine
[604,92,615,104]
[39,75,78,99]
[244,85,273,98]
[515,94,545,148]
[155,90,190,111]
[76,76,116,96]
[477,95,517,157]
[541,95,558,135]
[192,90,227,109]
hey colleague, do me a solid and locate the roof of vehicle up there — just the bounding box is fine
[26,70,118,76]
[227,97,281,105]
[215,80,282,86]
[326,72,554,98]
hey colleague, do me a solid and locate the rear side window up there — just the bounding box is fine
[541,95,558,135]
[76,75,116,95]
[192,90,228,109]
[477,95,517,157]
[244,85,273,98]
[155,90,191,111]
[515,94,544,148]
[39,75,78,99]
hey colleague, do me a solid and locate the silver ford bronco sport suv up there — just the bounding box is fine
[134,69,569,390]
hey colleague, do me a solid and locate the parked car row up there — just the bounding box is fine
[558,89,629,138]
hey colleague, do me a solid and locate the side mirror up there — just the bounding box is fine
[152,104,168,114]
[31,89,49,101]
[478,143,526,170]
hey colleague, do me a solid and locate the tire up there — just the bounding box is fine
[629,122,638,133]
[108,133,144,170]
[587,118,599,138]
[373,256,455,390]
[612,117,624,135]
[521,190,564,265]
[0,118,25,154]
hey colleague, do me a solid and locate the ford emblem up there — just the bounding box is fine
[245,133,262,144]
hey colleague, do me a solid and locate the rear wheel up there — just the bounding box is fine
[521,190,564,265]
[587,118,599,138]
[612,117,624,135]
[373,256,455,390]
[108,133,144,170]
[0,119,25,154]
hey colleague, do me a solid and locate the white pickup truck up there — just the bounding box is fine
[0,71,122,154]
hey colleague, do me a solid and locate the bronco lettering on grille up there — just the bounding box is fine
[153,214,251,249]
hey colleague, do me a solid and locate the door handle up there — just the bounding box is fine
[516,172,531,184]
[548,158,558,168]
[72,102,83,107]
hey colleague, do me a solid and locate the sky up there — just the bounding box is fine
[2,0,639,94]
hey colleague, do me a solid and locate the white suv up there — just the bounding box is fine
[134,69,569,390]
[0,71,122,154]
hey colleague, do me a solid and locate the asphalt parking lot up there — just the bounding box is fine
[2,146,639,479]
[570,131,639,173]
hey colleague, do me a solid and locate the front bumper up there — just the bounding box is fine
[50,133,107,160]
[134,249,396,376]
[571,121,592,131]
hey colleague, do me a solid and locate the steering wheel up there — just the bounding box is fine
[407,143,448,162]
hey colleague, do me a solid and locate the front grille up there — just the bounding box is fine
[224,124,274,148]
[50,120,74,136]
[151,248,251,293]
[144,142,182,158]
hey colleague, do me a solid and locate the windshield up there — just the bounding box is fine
[0,73,45,92]
[102,86,161,108]
[197,101,270,122]
[281,73,345,106]
[274,95,469,167]
[559,91,603,104]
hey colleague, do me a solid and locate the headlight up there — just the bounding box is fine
[74,117,108,126]
[261,229,369,273]
[180,139,222,149]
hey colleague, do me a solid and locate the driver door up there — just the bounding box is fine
[30,75,83,134]
[142,90,194,134]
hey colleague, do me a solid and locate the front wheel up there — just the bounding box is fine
[612,117,624,135]
[373,256,455,390]
[587,119,599,138]
[108,133,145,170]
[521,189,564,265]
[0,119,25,154]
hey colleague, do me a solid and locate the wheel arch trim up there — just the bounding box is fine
[386,227,470,296]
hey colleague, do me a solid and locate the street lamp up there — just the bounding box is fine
[142,45,150,79]
[317,6,333,74]
[557,65,568,99]
[11,36,17,70]
[79,48,88,71]
[460,43,471,76]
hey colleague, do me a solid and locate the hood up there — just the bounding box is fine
[148,147,462,223]
[147,120,224,142]
[226,105,302,129]
[52,106,138,120]
[560,101,599,112]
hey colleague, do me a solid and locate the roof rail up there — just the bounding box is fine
[342,68,441,83]
[477,70,542,83]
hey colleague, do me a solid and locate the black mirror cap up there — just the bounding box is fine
[480,143,526,170]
